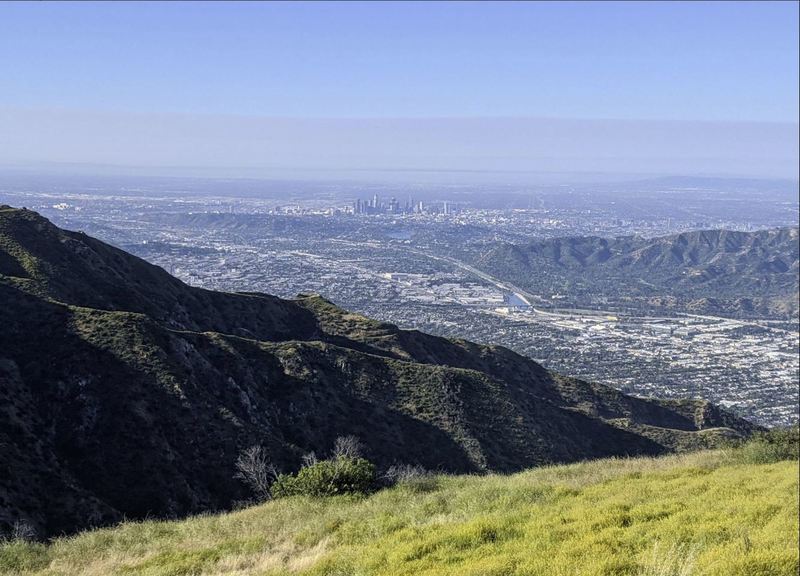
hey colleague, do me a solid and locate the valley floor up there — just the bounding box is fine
[2,450,798,576]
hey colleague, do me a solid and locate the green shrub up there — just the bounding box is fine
[271,457,376,498]
[733,426,799,464]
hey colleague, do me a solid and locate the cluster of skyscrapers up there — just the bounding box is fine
[352,194,452,216]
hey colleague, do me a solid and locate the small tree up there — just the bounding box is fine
[382,463,430,484]
[301,451,319,467]
[332,435,364,460]
[234,445,277,501]
[7,520,36,542]
[381,463,438,493]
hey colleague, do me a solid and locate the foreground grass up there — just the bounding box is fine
[2,450,797,576]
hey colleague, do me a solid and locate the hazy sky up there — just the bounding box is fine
[0,1,798,181]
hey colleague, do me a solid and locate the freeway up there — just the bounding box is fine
[408,249,797,330]
[405,248,538,307]
[329,238,798,331]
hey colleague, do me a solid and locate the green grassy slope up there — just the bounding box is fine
[2,450,797,576]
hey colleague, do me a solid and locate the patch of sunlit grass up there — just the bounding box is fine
[2,450,797,576]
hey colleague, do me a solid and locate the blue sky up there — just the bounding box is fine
[0,1,797,180]
[1,1,797,121]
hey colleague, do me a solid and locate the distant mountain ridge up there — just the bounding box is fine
[0,206,759,537]
[471,227,799,317]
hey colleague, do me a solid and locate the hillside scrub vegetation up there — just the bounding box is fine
[1,437,797,576]
[0,207,762,538]
[729,425,799,464]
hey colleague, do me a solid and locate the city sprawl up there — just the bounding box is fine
[2,174,797,426]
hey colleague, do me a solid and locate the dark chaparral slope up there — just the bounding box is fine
[0,206,758,537]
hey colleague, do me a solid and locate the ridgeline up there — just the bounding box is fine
[0,206,759,538]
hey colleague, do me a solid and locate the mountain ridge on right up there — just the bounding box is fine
[469,226,799,318]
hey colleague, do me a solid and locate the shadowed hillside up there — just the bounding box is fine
[0,206,759,538]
